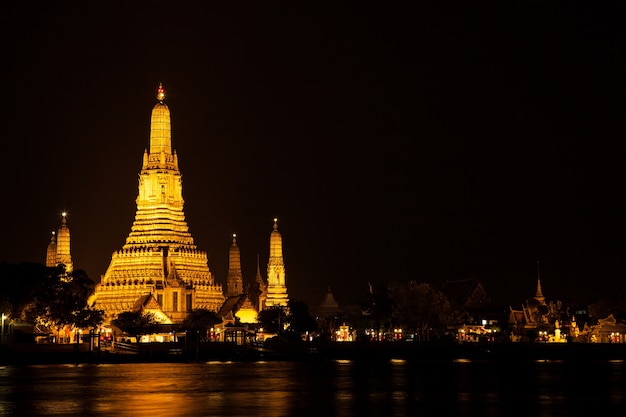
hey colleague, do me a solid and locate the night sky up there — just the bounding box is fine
[2,3,625,308]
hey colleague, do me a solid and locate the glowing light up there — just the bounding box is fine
[157,83,165,102]
[61,212,67,217]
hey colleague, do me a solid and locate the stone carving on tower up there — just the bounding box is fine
[264,218,289,308]
[90,84,224,324]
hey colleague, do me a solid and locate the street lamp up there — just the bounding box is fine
[1,313,6,347]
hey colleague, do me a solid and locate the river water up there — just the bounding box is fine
[0,358,624,416]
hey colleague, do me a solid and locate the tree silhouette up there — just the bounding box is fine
[178,308,221,340]
[0,262,49,319]
[24,264,104,333]
[257,306,287,335]
[112,311,160,340]
[388,281,450,341]
[360,283,393,336]
[285,300,317,339]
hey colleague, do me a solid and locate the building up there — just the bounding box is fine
[316,286,341,318]
[226,234,244,297]
[45,212,73,273]
[90,84,225,324]
[508,266,573,342]
[218,233,259,325]
[88,84,289,326]
[264,218,289,308]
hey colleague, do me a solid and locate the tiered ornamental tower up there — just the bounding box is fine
[46,212,73,273]
[91,84,224,324]
[264,218,289,308]
[226,234,244,297]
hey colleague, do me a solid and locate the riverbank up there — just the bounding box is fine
[1,341,626,365]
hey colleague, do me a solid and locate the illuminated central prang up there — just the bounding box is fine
[91,84,225,324]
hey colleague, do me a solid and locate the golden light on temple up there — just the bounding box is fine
[91,83,225,324]
[265,216,288,307]
[61,212,67,218]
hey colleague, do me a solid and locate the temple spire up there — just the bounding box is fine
[55,212,73,273]
[269,218,283,258]
[255,254,263,285]
[265,217,289,308]
[45,231,57,267]
[149,83,172,156]
[93,83,226,322]
[226,233,243,296]
[534,260,545,304]
[157,82,165,102]
[255,253,267,312]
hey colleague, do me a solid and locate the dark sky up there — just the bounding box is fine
[2,2,625,308]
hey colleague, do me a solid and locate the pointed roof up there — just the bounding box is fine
[443,278,490,308]
[317,286,341,316]
[227,233,243,296]
[269,217,283,259]
[534,261,545,304]
[55,212,72,272]
[235,295,258,324]
[255,254,264,284]
[132,293,161,312]
[218,294,246,319]
[149,83,172,156]
[46,231,57,267]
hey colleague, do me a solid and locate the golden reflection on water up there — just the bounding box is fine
[0,359,624,416]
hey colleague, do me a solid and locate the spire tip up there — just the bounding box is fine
[157,83,165,102]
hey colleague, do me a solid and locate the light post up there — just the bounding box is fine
[1,313,5,347]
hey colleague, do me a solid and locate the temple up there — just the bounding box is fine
[226,234,244,297]
[265,218,289,308]
[90,84,226,324]
[86,84,290,326]
[46,212,73,273]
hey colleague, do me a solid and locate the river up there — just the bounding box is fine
[0,358,624,416]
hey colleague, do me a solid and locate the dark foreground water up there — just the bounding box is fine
[0,359,624,416]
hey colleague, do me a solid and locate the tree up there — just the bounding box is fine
[0,262,50,319]
[257,306,288,335]
[24,265,104,334]
[111,311,160,340]
[388,281,450,341]
[178,309,221,340]
[589,297,626,321]
[285,300,317,340]
[360,283,393,337]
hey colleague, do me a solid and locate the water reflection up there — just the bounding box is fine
[0,359,624,416]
